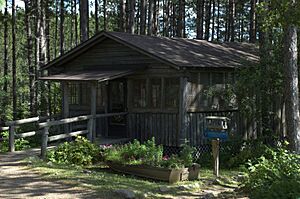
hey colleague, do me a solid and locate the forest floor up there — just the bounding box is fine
[0,149,249,199]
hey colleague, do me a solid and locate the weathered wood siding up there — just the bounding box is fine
[127,110,240,146]
[185,110,241,146]
[128,112,179,146]
[61,39,160,72]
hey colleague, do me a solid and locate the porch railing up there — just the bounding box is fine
[0,112,127,159]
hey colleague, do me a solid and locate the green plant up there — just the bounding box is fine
[47,136,100,166]
[0,131,30,152]
[179,143,195,167]
[104,138,197,169]
[242,144,300,199]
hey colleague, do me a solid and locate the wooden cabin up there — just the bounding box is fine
[40,31,259,146]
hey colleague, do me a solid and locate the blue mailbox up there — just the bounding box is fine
[204,116,229,140]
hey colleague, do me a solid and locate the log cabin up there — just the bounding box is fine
[40,31,259,146]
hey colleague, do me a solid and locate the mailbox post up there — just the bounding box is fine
[204,116,229,177]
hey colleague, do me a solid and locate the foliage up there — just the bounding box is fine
[242,144,300,199]
[205,84,237,110]
[0,131,30,152]
[196,140,270,169]
[47,136,100,166]
[104,138,195,169]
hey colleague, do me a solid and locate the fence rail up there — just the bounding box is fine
[0,112,127,159]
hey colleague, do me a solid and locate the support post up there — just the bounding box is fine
[90,81,97,142]
[9,125,15,152]
[178,76,188,145]
[212,138,220,177]
[63,82,70,133]
[87,117,94,141]
[41,126,49,159]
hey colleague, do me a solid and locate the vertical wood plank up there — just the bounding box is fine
[9,125,15,152]
[41,126,49,159]
[63,82,70,133]
[90,81,97,142]
[179,76,188,146]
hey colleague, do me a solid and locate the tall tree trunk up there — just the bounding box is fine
[12,0,17,120]
[103,0,107,31]
[74,0,78,45]
[140,0,146,34]
[3,0,8,94]
[25,0,34,115]
[128,0,135,33]
[119,0,126,32]
[177,0,185,37]
[148,0,154,35]
[80,0,89,42]
[163,0,171,37]
[204,0,212,40]
[216,0,220,41]
[249,0,256,43]
[284,22,300,153]
[60,0,64,54]
[45,0,51,116]
[152,0,158,35]
[229,0,235,42]
[95,0,99,33]
[54,0,59,57]
[211,0,215,41]
[196,0,204,39]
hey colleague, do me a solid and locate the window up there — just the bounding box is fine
[199,72,210,108]
[150,78,161,108]
[132,79,147,108]
[97,83,105,108]
[165,78,179,108]
[188,74,199,109]
[69,83,80,105]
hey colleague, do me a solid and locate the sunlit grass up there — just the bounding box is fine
[27,157,243,199]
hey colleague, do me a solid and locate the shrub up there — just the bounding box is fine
[104,138,195,169]
[47,136,100,166]
[0,131,31,152]
[242,144,300,199]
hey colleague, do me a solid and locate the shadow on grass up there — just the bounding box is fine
[29,161,247,199]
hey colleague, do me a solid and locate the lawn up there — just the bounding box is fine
[27,157,247,199]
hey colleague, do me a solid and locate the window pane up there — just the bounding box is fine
[97,83,105,108]
[165,78,179,108]
[111,81,125,110]
[81,83,90,106]
[199,72,210,108]
[188,74,199,108]
[69,83,80,105]
[150,78,161,108]
[132,79,147,108]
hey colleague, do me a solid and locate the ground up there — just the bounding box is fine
[0,149,249,199]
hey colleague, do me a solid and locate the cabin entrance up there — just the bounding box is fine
[107,79,127,137]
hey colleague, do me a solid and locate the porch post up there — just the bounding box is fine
[90,81,97,142]
[62,82,69,133]
[179,76,188,146]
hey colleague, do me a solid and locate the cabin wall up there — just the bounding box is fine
[50,38,161,74]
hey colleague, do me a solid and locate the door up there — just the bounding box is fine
[108,79,127,137]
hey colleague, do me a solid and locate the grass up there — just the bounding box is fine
[26,157,245,199]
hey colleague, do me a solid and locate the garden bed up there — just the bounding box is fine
[107,161,190,183]
[107,162,201,183]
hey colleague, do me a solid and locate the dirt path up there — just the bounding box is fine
[0,149,101,199]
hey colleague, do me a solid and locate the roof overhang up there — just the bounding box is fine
[39,70,136,82]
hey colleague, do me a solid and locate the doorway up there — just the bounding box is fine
[107,79,127,137]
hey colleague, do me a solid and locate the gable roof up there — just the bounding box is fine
[42,31,259,70]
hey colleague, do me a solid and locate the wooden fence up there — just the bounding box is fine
[0,112,127,159]
[185,110,241,146]
[128,110,241,146]
[128,112,179,146]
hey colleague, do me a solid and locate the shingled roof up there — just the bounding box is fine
[42,31,259,70]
